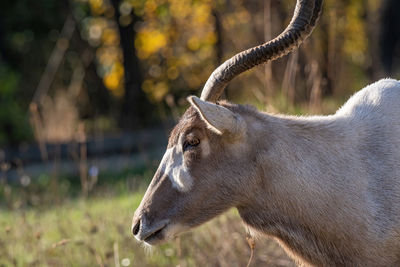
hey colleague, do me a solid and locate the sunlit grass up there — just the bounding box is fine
[0,193,172,266]
[0,191,293,266]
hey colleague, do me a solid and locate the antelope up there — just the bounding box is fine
[131,0,400,265]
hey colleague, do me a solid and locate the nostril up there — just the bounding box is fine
[132,219,140,236]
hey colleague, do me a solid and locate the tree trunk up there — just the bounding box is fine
[111,0,153,129]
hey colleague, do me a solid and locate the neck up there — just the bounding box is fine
[237,111,363,266]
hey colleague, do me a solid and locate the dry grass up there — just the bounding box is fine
[0,192,294,267]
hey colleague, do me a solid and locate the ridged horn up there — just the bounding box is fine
[200,0,323,102]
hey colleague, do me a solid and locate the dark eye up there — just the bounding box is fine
[183,138,200,152]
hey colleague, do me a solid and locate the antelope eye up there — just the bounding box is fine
[183,138,200,152]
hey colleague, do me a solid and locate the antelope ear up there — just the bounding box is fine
[187,96,244,136]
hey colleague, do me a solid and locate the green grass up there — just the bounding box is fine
[0,190,294,266]
[0,143,296,266]
[1,192,175,267]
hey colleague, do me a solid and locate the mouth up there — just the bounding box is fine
[143,224,167,245]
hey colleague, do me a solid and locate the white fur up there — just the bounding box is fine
[160,143,193,192]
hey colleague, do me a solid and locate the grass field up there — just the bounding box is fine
[0,186,295,267]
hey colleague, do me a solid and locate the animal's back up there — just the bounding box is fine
[336,79,400,167]
[337,79,400,263]
[337,78,400,120]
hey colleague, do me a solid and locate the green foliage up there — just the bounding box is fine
[0,0,68,145]
[0,66,31,145]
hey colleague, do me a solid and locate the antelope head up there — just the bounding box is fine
[132,0,323,245]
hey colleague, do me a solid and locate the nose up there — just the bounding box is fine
[131,213,169,243]
[131,215,141,237]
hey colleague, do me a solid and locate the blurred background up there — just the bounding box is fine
[0,0,399,266]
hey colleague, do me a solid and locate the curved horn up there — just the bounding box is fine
[201,0,323,102]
